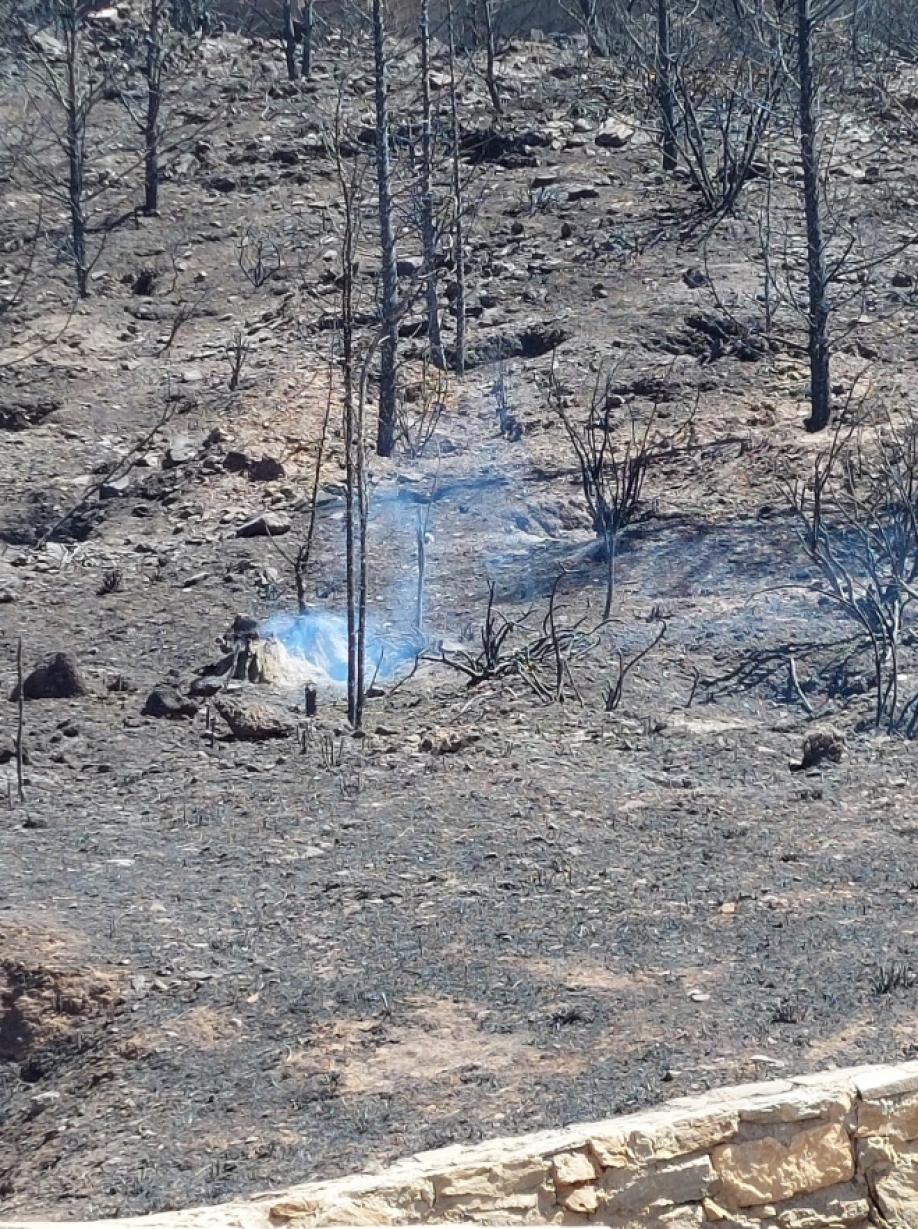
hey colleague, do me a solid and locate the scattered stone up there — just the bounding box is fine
[0,397,60,431]
[892,270,914,288]
[791,730,845,772]
[11,653,88,701]
[0,735,29,765]
[212,695,294,741]
[132,269,157,296]
[248,455,285,482]
[396,256,424,278]
[99,474,132,499]
[235,512,291,538]
[163,436,198,468]
[419,727,481,755]
[683,266,710,288]
[567,185,600,202]
[141,684,199,720]
[595,119,634,148]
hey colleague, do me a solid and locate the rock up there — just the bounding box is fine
[712,1123,854,1208]
[567,184,600,201]
[235,512,291,538]
[791,730,845,772]
[683,266,710,288]
[0,397,60,431]
[558,1185,597,1214]
[99,474,132,499]
[595,119,634,149]
[212,696,294,741]
[163,436,198,468]
[892,270,914,288]
[248,455,285,482]
[223,450,250,474]
[396,256,424,278]
[553,1153,598,1186]
[419,727,480,755]
[874,1141,918,1225]
[0,735,29,765]
[11,653,88,701]
[142,684,199,719]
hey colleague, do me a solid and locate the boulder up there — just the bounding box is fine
[142,684,199,720]
[11,653,88,701]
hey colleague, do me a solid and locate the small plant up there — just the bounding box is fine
[550,364,682,619]
[603,621,667,712]
[784,406,918,735]
[438,580,599,699]
[98,568,123,596]
[398,362,447,458]
[227,328,251,392]
[320,733,345,769]
[771,999,808,1025]
[871,960,915,996]
[237,228,282,289]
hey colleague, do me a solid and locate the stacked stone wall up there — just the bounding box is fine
[7,1062,918,1229]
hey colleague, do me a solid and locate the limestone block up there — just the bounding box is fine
[873,1139,918,1226]
[436,1191,542,1217]
[552,1152,599,1187]
[655,1207,705,1227]
[651,1110,740,1160]
[602,1155,716,1214]
[433,1158,546,1199]
[738,1089,853,1127]
[587,1134,630,1169]
[852,1062,918,1101]
[712,1125,854,1208]
[855,1090,918,1144]
[855,1135,896,1172]
[558,1185,598,1215]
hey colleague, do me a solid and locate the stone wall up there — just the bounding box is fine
[6,1061,918,1229]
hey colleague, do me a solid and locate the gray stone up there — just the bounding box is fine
[11,653,88,701]
[141,684,199,720]
[235,512,291,538]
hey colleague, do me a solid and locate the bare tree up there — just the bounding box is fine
[447,0,466,376]
[143,0,165,214]
[551,369,664,620]
[372,0,399,457]
[656,0,677,173]
[785,406,918,734]
[796,0,834,432]
[419,0,443,367]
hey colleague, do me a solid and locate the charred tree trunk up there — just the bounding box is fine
[480,0,502,115]
[282,0,298,79]
[300,0,314,79]
[372,0,399,457]
[62,3,88,297]
[447,0,466,376]
[420,0,443,367]
[341,179,365,729]
[144,0,164,214]
[656,0,677,174]
[797,0,831,433]
[577,0,611,57]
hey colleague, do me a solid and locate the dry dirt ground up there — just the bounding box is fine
[4,15,918,1222]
